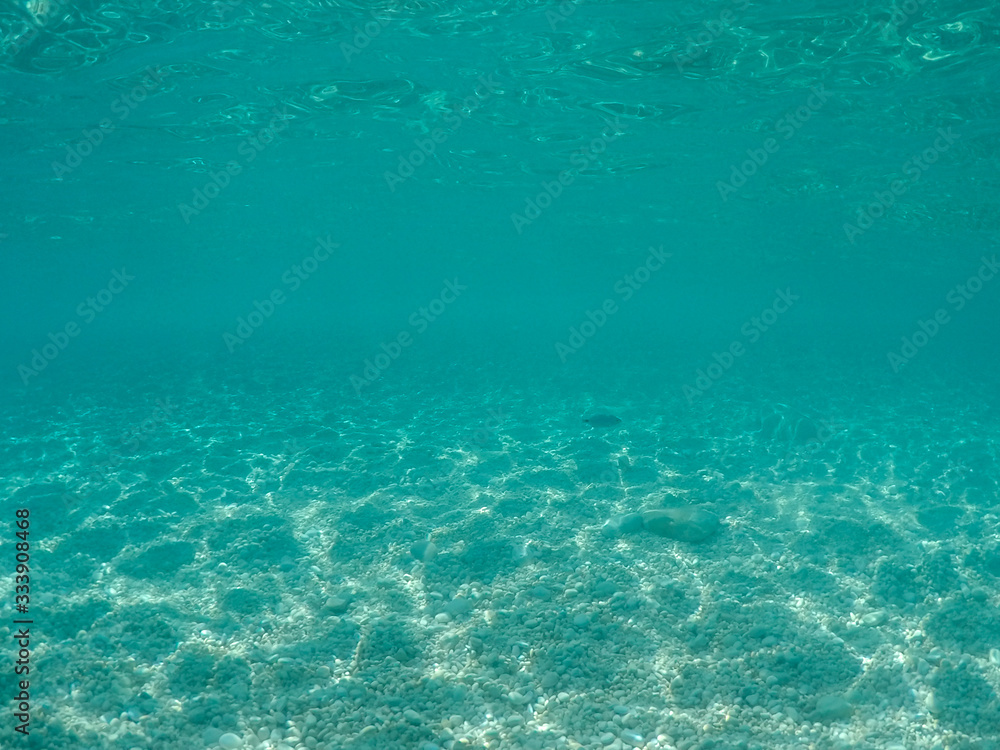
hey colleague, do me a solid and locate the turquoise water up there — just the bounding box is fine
[2,1,1000,748]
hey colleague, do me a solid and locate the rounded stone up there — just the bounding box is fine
[219,733,244,749]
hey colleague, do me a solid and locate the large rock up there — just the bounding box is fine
[641,506,720,542]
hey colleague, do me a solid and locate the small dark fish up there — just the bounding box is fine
[410,540,438,562]
[584,413,621,428]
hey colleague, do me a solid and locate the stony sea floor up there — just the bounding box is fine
[2,349,999,750]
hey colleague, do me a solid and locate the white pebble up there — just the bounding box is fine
[218,734,243,750]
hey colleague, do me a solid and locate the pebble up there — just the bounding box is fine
[641,507,720,542]
[125,466,967,750]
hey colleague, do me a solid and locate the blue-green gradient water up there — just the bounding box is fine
[2,1,1000,749]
